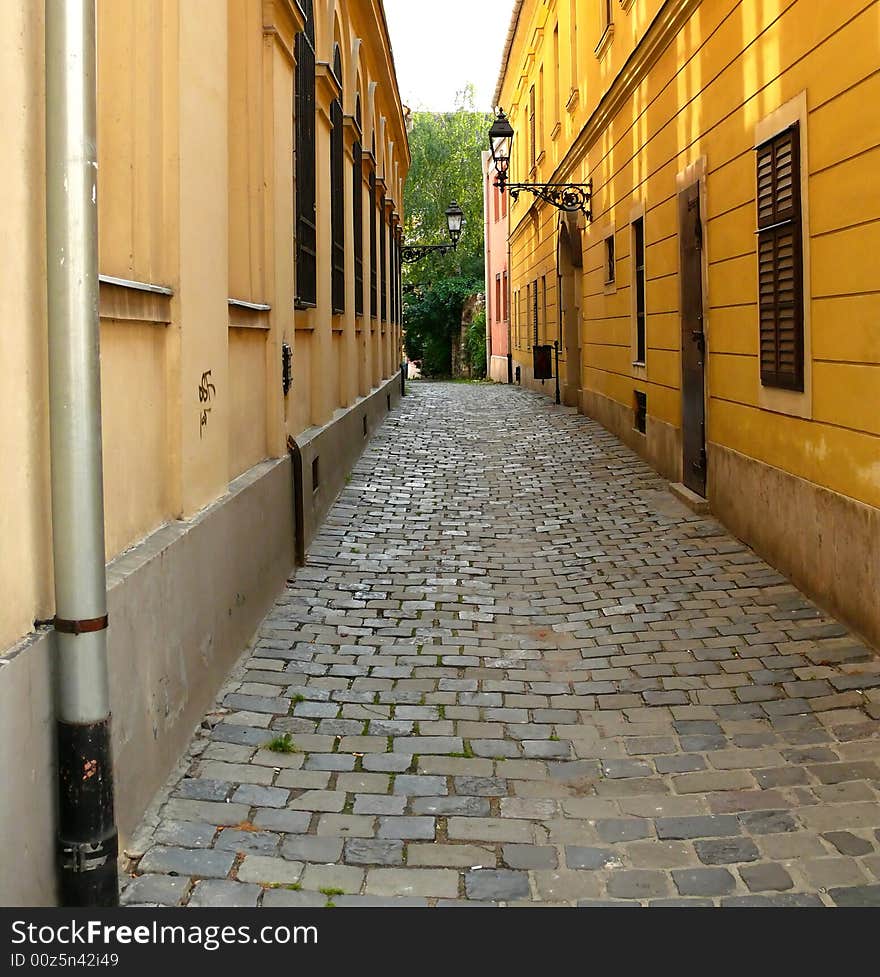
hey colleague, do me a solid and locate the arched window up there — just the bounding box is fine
[330,45,344,314]
[294,0,316,307]
[370,134,377,318]
[353,95,363,317]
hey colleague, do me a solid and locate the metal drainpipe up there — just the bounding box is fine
[46,0,119,906]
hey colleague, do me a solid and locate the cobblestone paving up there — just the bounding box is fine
[126,382,880,907]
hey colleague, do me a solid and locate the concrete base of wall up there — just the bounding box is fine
[0,457,295,906]
[294,373,402,553]
[582,388,681,483]
[488,354,510,384]
[710,442,880,651]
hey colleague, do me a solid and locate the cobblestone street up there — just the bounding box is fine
[126,382,880,907]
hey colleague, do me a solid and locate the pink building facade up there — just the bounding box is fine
[482,151,510,383]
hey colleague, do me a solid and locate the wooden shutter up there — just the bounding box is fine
[294,0,317,308]
[330,48,345,315]
[757,123,804,391]
[529,86,536,171]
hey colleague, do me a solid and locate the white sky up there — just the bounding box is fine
[384,0,514,112]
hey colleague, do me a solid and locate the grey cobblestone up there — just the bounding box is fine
[130,383,880,907]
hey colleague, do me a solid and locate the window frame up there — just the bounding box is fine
[294,0,317,309]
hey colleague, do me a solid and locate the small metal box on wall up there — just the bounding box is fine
[533,344,553,381]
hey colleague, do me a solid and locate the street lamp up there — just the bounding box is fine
[488,108,592,217]
[401,199,465,263]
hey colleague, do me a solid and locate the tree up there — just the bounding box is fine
[402,86,491,375]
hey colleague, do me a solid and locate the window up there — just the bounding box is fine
[541,275,547,343]
[604,233,615,283]
[495,275,502,322]
[294,0,317,307]
[533,278,539,346]
[369,149,377,318]
[633,216,646,363]
[330,46,344,315]
[503,271,508,321]
[757,123,804,391]
[537,65,544,159]
[569,0,579,96]
[529,85,536,172]
[380,192,387,321]
[353,97,364,318]
[552,26,560,128]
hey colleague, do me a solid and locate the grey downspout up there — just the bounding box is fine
[46,0,119,906]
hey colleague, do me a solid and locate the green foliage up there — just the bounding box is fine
[403,275,481,377]
[264,732,298,754]
[467,308,487,379]
[403,86,491,374]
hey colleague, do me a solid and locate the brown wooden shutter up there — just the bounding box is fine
[756,123,804,391]
[529,86,536,171]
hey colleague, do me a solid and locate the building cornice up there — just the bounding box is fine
[261,0,305,64]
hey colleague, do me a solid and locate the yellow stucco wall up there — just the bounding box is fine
[0,0,409,655]
[501,0,879,509]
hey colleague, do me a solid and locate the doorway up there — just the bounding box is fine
[678,181,707,497]
[557,218,582,408]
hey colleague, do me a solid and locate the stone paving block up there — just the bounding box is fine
[595,819,652,843]
[280,836,343,863]
[412,796,490,817]
[316,815,376,838]
[154,820,217,849]
[215,830,280,855]
[656,815,741,840]
[694,838,760,865]
[354,794,407,816]
[465,870,530,901]
[252,809,312,834]
[447,817,533,844]
[232,784,289,808]
[565,847,620,870]
[607,870,670,900]
[672,867,737,896]
[301,864,364,894]
[365,869,459,898]
[343,839,405,866]
[138,847,234,879]
[827,885,880,907]
[393,774,447,796]
[738,862,794,892]
[376,816,436,840]
[288,789,347,812]
[121,875,189,906]
[236,856,303,886]
[504,844,558,870]
[188,880,261,907]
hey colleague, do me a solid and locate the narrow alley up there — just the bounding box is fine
[126,383,880,908]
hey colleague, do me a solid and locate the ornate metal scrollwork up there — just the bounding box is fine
[504,180,592,218]
[400,243,457,264]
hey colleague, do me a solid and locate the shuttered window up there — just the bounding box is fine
[380,193,387,322]
[756,123,804,391]
[330,46,344,315]
[294,0,316,308]
[529,85,536,171]
[532,278,539,345]
[369,156,378,318]
[353,99,363,318]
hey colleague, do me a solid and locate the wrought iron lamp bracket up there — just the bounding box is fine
[400,242,457,264]
[498,177,592,218]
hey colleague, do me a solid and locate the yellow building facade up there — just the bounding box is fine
[0,0,408,904]
[496,0,879,651]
